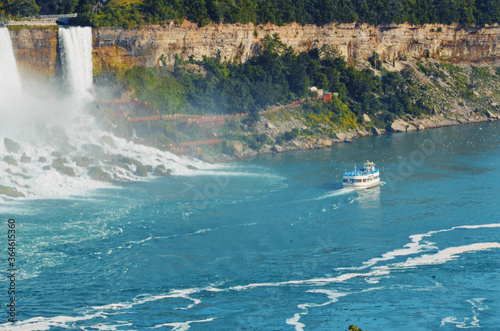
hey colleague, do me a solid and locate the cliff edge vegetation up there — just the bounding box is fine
[4,0,500,27]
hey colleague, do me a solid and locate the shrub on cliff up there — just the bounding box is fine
[124,67,190,114]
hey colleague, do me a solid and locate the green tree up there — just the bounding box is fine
[185,0,210,26]
[141,0,183,22]
[3,0,40,17]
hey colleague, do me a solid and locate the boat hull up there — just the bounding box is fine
[342,177,380,188]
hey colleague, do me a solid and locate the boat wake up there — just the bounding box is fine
[312,187,356,200]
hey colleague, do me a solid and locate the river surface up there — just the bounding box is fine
[1,121,500,330]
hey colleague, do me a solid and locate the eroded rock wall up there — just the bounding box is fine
[8,22,500,77]
[9,27,59,76]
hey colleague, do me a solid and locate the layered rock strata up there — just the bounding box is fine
[8,22,500,76]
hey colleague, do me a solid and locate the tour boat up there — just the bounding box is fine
[342,160,380,188]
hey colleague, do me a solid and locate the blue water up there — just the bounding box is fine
[2,122,500,330]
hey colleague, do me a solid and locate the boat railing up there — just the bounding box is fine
[343,168,379,176]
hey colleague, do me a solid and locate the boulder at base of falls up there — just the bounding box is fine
[82,144,105,158]
[6,169,30,179]
[3,156,18,166]
[20,155,31,163]
[135,164,152,177]
[88,167,113,182]
[152,165,172,176]
[4,138,20,153]
[52,161,76,177]
[75,156,91,168]
[186,165,199,170]
[116,155,142,168]
[50,126,76,153]
[0,185,25,198]
[101,135,115,147]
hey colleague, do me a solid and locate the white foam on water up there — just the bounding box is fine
[391,242,500,269]
[440,316,480,329]
[0,313,105,331]
[9,232,498,330]
[227,268,391,291]
[15,290,207,330]
[149,317,216,330]
[125,235,153,247]
[182,169,283,178]
[194,228,212,234]
[440,298,488,328]
[92,289,202,312]
[467,298,488,311]
[286,289,347,331]
[87,323,133,330]
[338,223,500,271]
[440,299,484,329]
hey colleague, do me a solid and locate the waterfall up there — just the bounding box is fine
[0,27,22,99]
[0,25,212,201]
[58,26,93,100]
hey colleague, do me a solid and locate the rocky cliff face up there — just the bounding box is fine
[9,21,500,77]
[92,21,500,71]
[9,27,59,76]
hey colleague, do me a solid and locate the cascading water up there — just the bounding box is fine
[0,27,22,98]
[58,26,93,99]
[0,25,218,201]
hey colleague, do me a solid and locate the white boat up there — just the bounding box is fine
[342,161,380,188]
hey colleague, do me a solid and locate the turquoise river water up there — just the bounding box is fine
[1,121,500,330]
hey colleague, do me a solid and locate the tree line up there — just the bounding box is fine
[2,0,500,26]
[140,0,500,26]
